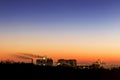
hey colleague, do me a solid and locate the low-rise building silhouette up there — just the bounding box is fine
[57,59,77,67]
[36,56,53,66]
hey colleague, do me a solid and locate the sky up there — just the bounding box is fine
[0,0,120,64]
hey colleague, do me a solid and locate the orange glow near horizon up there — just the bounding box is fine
[1,29,120,64]
[1,45,120,64]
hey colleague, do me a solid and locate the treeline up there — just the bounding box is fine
[0,62,120,80]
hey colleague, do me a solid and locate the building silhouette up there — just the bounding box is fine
[57,59,77,67]
[36,56,53,66]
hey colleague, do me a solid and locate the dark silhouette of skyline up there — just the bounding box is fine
[0,62,120,80]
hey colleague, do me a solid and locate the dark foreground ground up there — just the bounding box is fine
[0,63,120,80]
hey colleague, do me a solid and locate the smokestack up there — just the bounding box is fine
[31,58,33,64]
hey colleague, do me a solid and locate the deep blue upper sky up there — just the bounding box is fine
[0,0,120,29]
[0,0,120,42]
[0,0,120,39]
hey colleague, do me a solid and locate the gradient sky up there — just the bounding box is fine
[0,0,120,64]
